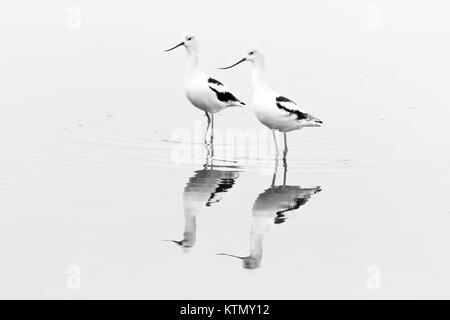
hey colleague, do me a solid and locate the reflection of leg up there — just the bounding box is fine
[204,143,213,166]
[283,133,288,160]
[272,130,279,159]
[282,158,287,186]
[204,112,211,145]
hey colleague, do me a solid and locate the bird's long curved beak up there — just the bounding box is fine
[219,58,247,70]
[164,42,184,52]
[163,239,183,246]
[216,253,244,260]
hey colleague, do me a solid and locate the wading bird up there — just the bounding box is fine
[165,156,241,252]
[220,48,322,159]
[217,160,321,269]
[165,33,246,149]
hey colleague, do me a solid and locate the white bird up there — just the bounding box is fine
[165,33,246,147]
[220,48,323,159]
[218,161,321,269]
[165,164,240,252]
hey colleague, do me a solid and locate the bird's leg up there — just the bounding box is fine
[204,112,211,145]
[210,113,215,157]
[210,114,214,144]
[272,130,279,159]
[283,132,288,160]
[205,113,236,164]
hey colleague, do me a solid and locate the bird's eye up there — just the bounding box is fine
[249,51,254,55]
[186,37,192,41]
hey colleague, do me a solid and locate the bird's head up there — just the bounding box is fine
[219,48,264,70]
[164,33,198,53]
[244,48,264,63]
[216,253,261,270]
[164,239,194,253]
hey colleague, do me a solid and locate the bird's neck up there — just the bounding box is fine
[249,226,265,261]
[251,60,268,90]
[185,49,200,74]
[183,213,197,245]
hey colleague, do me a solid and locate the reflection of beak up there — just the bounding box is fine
[163,239,183,246]
[218,57,247,70]
[216,253,244,260]
[217,253,260,270]
[164,42,184,52]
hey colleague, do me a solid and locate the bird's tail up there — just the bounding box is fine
[312,186,322,194]
[308,116,323,127]
[229,100,246,108]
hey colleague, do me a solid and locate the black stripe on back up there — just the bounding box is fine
[207,77,223,86]
[206,178,236,206]
[209,86,242,103]
[276,96,309,120]
[208,78,245,105]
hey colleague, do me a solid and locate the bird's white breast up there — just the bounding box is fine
[252,88,283,130]
[184,71,222,113]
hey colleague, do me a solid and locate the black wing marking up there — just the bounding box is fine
[209,87,241,103]
[275,96,310,120]
[206,178,236,207]
[208,77,245,105]
[208,78,223,86]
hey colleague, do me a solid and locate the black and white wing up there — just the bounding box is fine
[208,78,245,106]
[275,96,322,124]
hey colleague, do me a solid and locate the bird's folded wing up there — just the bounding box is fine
[208,78,245,104]
[275,96,313,120]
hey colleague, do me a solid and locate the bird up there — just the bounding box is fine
[217,160,321,269]
[219,48,323,159]
[164,33,246,150]
[165,159,241,253]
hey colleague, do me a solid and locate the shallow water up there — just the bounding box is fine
[1,1,450,299]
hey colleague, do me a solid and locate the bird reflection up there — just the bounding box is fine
[165,155,241,252]
[218,160,321,269]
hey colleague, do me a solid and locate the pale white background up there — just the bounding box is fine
[0,0,450,299]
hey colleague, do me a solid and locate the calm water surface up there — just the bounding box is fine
[1,1,450,299]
